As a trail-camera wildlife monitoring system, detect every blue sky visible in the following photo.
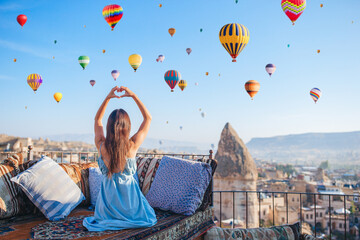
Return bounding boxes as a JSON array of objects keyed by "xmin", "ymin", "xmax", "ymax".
[{"xmin": 0, "ymin": 0, "xmax": 359, "ymax": 145}]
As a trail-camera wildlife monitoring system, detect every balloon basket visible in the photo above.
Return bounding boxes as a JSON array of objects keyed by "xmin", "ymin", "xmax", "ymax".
[
  {"xmin": 232, "ymin": 59, "xmax": 236, "ymax": 62},
  {"xmin": 171, "ymin": 90, "xmax": 174, "ymax": 92},
  {"xmin": 111, "ymin": 29, "xmax": 114, "ymax": 31},
  {"xmin": 292, "ymin": 22, "xmax": 295, "ymax": 26}
]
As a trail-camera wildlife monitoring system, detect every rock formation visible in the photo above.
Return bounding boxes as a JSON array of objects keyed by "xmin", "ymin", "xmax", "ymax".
[
  {"xmin": 213, "ymin": 122, "xmax": 259, "ymax": 228},
  {"xmin": 215, "ymin": 122, "xmax": 258, "ymax": 180}
]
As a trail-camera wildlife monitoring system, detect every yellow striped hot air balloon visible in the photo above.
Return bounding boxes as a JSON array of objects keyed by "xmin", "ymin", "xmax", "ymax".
[
  {"xmin": 178, "ymin": 80, "xmax": 187, "ymax": 91},
  {"xmin": 27, "ymin": 74, "xmax": 43, "ymax": 93},
  {"xmin": 245, "ymin": 80, "xmax": 260, "ymax": 100},
  {"xmin": 219, "ymin": 23, "xmax": 250, "ymax": 62},
  {"xmin": 128, "ymin": 54, "xmax": 142, "ymax": 72}
]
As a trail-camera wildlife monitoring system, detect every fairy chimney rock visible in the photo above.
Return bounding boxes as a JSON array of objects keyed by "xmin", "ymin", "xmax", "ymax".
[{"xmin": 215, "ymin": 122, "xmax": 258, "ymax": 180}]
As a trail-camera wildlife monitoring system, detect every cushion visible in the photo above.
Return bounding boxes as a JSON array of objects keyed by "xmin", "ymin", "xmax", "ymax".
[
  {"xmin": 59, "ymin": 162, "xmax": 97, "ymax": 207},
  {"xmin": 0, "ymin": 154, "xmax": 38, "ymax": 219},
  {"xmin": 136, "ymin": 157, "xmax": 161, "ymax": 195},
  {"xmin": 11, "ymin": 156, "xmax": 85, "ymax": 221},
  {"xmin": 88, "ymin": 167, "xmax": 104, "ymax": 206},
  {"xmin": 204, "ymin": 222, "xmax": 301, "ymax": 240},
  {"xmin": 146, "ymin": 156, "xmax": 212, "ymax": 215},
  {"xmin": 196, "ymin": 158, "xmax": 218, "ymax": 211}
]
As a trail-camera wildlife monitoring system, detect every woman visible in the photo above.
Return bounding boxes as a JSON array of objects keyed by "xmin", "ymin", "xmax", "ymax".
[{"xmin": 83, "ymin": 86, "xmax": 157, "ymax": 231}]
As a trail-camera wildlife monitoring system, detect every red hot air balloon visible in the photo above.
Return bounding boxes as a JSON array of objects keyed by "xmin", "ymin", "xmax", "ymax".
[
  {"xmin": 90, "ymin": 80, "xmax": 96, "ymax": 87},
  {"xmin": 164, "ymin": 70, "xmax": 181, "ymax": 92},
  {"xmin": 17, "ymin": 14, "xmax": 27, "ymax": 28}
]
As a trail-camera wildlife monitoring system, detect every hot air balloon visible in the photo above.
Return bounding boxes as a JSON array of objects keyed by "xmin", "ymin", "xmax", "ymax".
[
  {"xmin": 199, "ymin": 108, "xmax": 202, "ymax": 111},
  {"xmin": 178, "ymin": 80, "xmax": 187, "ymax": 91},
  {"xmin": 17, "ymin": 14, "xmax": 27, "ymax": 28},
  {"xmin": 205, "ymin": 72, "xmax": 209, "ymax": 76},
  {"xmin": 219, "ymin": 23, "xmax": 250, "ymax": 62},
  {"xmin": 245, "ymin": 80, "xmax": 260, "ymax": 100},
  {"xmin": 111, "ymin": 70, "xmax": 120, "ymax": 80},
  {"xmin": 52, "ymin": 56, "xmax": 55, "ymax": 59},
  {"xmin": 201, "ymin": 112, "xmax": 206, "ymax": 118},
  {"xmin": 54, "ymin": 40, "xmax": 57, "ymax": 44},
  {"xmin": 320, "ymin": 3, "xmax": 323, "ymax": 7},
  {"xmin": 166, "ymin": 121, "xmax": 169, "ymax": 124},
  {"xmin": 27, "ymin": 74, "xmax": 43, "ymax": 93},
  {"xmin": 180, "ymin": 126, "xmax": 183, "ymax": 131},
  {"xmin": 219, "ymin": 74, "xmax": 221, "ymax": 77},
  {"xmin": 211, "ymin": 144, "xmax": 215, "ymax": 149},
  {"xmin": 158, "ymin": 55, "xmax": 165, "ymax": 62},
  {"xmin": 317, "ymin": 49, "xmax": 320, "ymax": 54},
  {"xmin": 159, "ymin": 4, "xmax": 162, "ymax": 7},
  {"xmin": 287, "ymin": 44, "xmax": 290, "ymax": 48},
  {"xmin": 235, "ymin": 0, "xmax": 239, "ymax": 3},
  {"xmin": 102, "ymin": 49, "xmax": 106, "ymax": 53},
  {"xmin": 102, "ymin": 4, "xmax": 123, "ymax": 31},
  {"xmin": 168, "ymin": 28, "xmax": 176, "ymax": 37},
  {"xmin": 25, "ymin": 106, "xmax": 27, "ymax": 110},
  {"xmin": 128, "ymin": 54, "xmax": 142, "ymax": 72},
  {"xmin": 78, "ymin": 56, "xmax": 90, "ymax": 70},
  {"xmin": 281, "ymin": 0, "xmax": 306, "ymax": 25},
  {"xmin": 84, "ymin": 25, "xmax": 86, "ymax": 28},
  {"xmin": 195, "ymin": 82, "xmax": 199, "ymax": 86},
  {"xmin": 159, "ymin": 140, "xmax": 163, "ymax": 145},
  {"xmin": 310, "ymin": 88, "xmax": 321, "ymax": 103},
  {"xmin": 54, "ymin": 93, "xmax": 62, "ymax": 103},
  {"xmin": 265, "ymin": 64, "xmax": 276, "ymax": 76},
  {"xmin": 200, "ymin": 28, "xmax": 203, "ymax": 32},
  {"xmin": 13, "ymin": 58, "xmax": 16, "ymax": 62},
  {"xmin": 164, "ymin": 70, "xmax": 181, "ymax": 92},
  {"xmin": 90, "ymin": 80, "xmax": 96, "ymax": 86},
  {"xmin": 186, "ymin": 48, "xmax": 192, "ymax": 55}
]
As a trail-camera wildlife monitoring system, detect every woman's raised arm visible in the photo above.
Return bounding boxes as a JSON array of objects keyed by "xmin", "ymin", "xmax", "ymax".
[
  {"xmin": 119, "ymin": 86, "xmax": 151, "ymax": 150},
  {"xmin": 94, "ymin": 86, "xmax": 120, "ymax": 150}
]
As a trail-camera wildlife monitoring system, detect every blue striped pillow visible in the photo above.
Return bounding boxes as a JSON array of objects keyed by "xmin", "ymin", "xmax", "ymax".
[{"xmin": 11, "ymin": 156, "xmax": 85, "ymax": 221}]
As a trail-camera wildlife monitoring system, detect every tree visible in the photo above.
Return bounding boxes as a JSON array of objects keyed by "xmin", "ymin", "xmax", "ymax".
[{"xmin": 319, "ymin": 160, "xmax": 330, "ymax": 170}]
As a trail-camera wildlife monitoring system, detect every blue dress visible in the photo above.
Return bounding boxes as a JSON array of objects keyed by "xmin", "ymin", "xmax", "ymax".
[{"xmin": 83, "ymin": 144, "xmax": 157, "ymax": 231}]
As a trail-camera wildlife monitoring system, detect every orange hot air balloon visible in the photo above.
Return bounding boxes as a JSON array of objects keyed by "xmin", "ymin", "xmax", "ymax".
[
  {"xmin": 317, "ymin": 49, "xmax": 320, "ymax": 53},
  {"xmin": 159, "ymin": 4, "xmax": 162, "ymax": 7},
  {"xmin": 205, "ymin": 72, "xmax": 209, "ymax": 76},
  {"xmin": 245, "ymin": 80, "xmax": 260, "ymax": 100},
  {"xmin": 54, "ymin": 93, "xmax": 62, "ymax": 103},
  {"xmin": 13, "ymin": 58, "xmax": 16, "ymax": 62},
  {"xmin": 102, "ymin": 49, "xmax": 106, "ymax": 53},
  {"xmin": 168, "ymin": 28, "xmax": 176, "ymax": 37},
  {"xmin": 320, "ymin": 3, "xmax": 323, "ymax": 7}
]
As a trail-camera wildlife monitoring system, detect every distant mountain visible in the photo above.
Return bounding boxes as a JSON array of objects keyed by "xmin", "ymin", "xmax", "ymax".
[
  {"xmin": 247, "ymin": 131, "xmax": 360, "ymax": 164},
  {"xmin": 44, "ymin": 133, "xmax": 213, "ymax": 154}
]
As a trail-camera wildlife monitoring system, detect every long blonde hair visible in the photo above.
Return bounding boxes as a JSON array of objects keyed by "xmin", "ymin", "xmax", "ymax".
[{"xmin": 105, "ymin": 109, "xmax": 131, "ymax": 177}]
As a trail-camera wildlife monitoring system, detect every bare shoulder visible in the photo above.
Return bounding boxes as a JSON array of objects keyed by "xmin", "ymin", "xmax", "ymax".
[{"xmin": 128, "ymin": 140, "xmax": 138, "ymax": 159}]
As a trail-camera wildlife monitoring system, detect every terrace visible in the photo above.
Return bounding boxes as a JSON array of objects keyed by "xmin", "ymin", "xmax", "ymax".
[{"xmin": 1, "ymin": 147, "xmax": 359, "ymax": 239}]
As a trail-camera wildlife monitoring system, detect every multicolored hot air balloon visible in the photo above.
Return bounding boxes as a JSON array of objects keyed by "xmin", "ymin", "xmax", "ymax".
[
  {"xmin": 219, "ymin": 23, "xmax": 250, "ymax": 62},
  {"xmin": 178, "ymin": 80, "xmax": 187, "ymax": 91},
  {"xmin": 168, "ymin": 28, "xmax": 176, "ymax": 37},
  {"xmin": 265, "ymin": 64, "xmax": 276, "ymax": 76},
  {"xmin": 281, "ymin": 0, "xmax": 306, "ymax": 25},
  {"xmin": 245, "ymin": 80, "xmax": 260, "ymax": 100},
  {"xmin": 27, "ymin": 74, "xmax": 43, "ymax": 93},
  {"xmin": 17, "ymin": 14, "xmax": 27, "ymax": 28},
  {"xmin": 90, "ymin": 80, "xmax": 96, "ymax": 86},
  {"xmin": 103, "ymin": 4, "xmax": 123, "ymax": 31},
  {"xmin": 164, "ymin": 70, "xmax": 181, "ymax": 92},
  {"xmin": 54, "ymin": 93, "xmax": 62, "ymax": 103},
  {"xmin": 157, "ymin": 55, "xmax": 165, "ymax": 62},
  {"xmin": 128, "ymin": 54, "xmax": 142, "ymax": 72},
  {"xmin": 111, "ymin": 70, "xmax": 120, "ymax": 80},
  {"xmin": 186, "ymin": 48, "xmax": 192, "ymax": 55},
  {"xmin": 310, "ymin": 88, "xmax": 321, "ymax": 103},
  {"xmin": 78, "ymin": 56, "xmax": 90, "ymax": 70}
]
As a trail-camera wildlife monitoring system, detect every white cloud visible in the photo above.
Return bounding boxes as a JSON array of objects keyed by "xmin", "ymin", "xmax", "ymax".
[{"xmin": 0, "ymin": 39, "xmax": 50, "ymax": 59}]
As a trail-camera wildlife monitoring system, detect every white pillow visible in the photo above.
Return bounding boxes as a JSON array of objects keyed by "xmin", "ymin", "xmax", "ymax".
[
  {"xmin": 88, "ymin": 167, "xmax": 104, "ymax": 206},
  {"xmin": 11, "ymin": 156, "xmax": 85, "ymax": 221}
]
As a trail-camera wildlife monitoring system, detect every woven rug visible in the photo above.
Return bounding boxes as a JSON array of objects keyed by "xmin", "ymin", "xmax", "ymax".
[{"xmin": 31, "ymin": 207, "xmax": 214, "ymax": 240}]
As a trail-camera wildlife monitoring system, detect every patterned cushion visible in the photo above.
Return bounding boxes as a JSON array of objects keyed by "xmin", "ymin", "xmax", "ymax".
[
  {"xmin": 136, "ymin": 157, "xmax": 161, "ymax": 196},
  {"xmin": 196, "ymin": 158, "xmax": 217, "ymax": 211},
  {"xmin": 146, "ymin": 156, "xmax": 212, "ymax": 215},
  {"xmin": 204, "ymin": 222, "xmax": 301, "ymax": 240},
  {"xmin": 11, "ymin": 156, "xmax": 85, "ymax": 221},
  {"xmin": 59, "ymin": 162, "xmax": 97, "ymax": 207},
  {"xmin": 301, "ymin": 234, "xmax": 319, "ymax": 240},
  {"xmin": 88, "ymin": 167, "xmax": 104, "ymax": 206},
  {"xmin": 0, "ymin": 154, "xmax": 38, "ymax": 219}
]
